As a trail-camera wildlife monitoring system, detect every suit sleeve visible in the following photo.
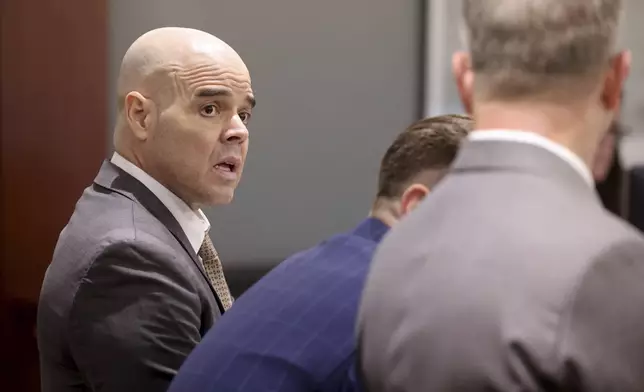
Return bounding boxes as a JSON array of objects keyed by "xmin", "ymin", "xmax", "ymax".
[
  {"xmin": 68, "ymin": 240, "xmax": 203, "ymax": 392},
  {"xmin": 557, "ymin": 239, "xmax": 644, "ymax": 392}
]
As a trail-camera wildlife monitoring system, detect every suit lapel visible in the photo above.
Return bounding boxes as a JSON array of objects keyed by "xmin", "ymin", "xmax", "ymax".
[{"xmin": 93, "ymin": 161, "xmax": 224, "ymax": 310}]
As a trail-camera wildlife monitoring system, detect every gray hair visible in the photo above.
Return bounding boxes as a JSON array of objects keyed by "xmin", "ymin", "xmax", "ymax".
[{"xmin": 461, "ymin": 0, "xmax": 624, "ymax": 100}]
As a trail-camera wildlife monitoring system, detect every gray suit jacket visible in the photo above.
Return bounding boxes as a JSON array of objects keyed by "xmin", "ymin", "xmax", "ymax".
[
  {"xmin": 357, "ymin": 140, "xmax": 644, "ymax": 392},
  {"xmin": 38, "ymin": 161, "xmax": 222, "ymax": 392}
]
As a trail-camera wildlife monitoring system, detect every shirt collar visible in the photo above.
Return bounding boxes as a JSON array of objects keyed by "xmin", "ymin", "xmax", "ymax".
[
  {"xmin": 468, "ymin": 130, "xmax": 594, "ymax": 187},
  {"xmin": 353, "ymin": 217, "xmax": 390, "ymax": 243},
  {"xmin": 110, "ymin": 152, "xmax": 210, "ymax": 253}
]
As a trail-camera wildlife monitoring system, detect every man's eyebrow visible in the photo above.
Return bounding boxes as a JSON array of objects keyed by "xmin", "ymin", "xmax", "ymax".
[
  {"xmin": 194, "ymin": 87, "xmax": 256, "ymax": 108},
  {"xmin": 194, "ymin": 87, "xmax": 232, "ymax": 98}
]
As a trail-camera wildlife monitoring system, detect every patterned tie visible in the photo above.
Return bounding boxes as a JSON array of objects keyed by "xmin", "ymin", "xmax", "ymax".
[{"xmin": 198, "ymin": 234, "xmax": 234, "ymax": 311}]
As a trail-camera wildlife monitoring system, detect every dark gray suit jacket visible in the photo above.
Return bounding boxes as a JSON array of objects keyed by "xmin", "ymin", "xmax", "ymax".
[
  {"xmin": 629, "ymin": 165, "xmax": 644, "ymax": 232},
  {"xmin": 357, "ymin": 140, "xmax": 644, "ymax": 392},
  {"xmin": 38, "ymin": 161, "xmax": 222, "ymax": 392}
]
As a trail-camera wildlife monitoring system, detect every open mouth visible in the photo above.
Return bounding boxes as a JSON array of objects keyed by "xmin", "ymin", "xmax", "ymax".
[
  {"xmin": 214, "ymin": 157, "xmax": 241, "ymax": 174},
  {"xmin": 214, "ymin": 162, "xmax": 236, "ymax": 172}
]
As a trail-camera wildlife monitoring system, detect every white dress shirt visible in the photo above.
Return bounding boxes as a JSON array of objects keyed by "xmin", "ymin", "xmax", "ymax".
[
  {"xmin": 110, "ymin": 152, "xmax": 210, "ymax": 253},
  {"xmin": 468, "ymin": 130, "xmax": 594, "ymax": 187}
]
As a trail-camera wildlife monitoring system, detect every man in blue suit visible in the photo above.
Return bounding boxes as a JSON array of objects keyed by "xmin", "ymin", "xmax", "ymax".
[{"xmin": 168, "ymin": 114, "xmax": 472, "ymax": 392}]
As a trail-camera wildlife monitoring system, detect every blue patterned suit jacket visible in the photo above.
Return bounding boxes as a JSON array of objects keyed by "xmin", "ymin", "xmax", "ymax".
[{"xmin": 168, "ymin": 218, "xmax": 389, "ymax": 392}]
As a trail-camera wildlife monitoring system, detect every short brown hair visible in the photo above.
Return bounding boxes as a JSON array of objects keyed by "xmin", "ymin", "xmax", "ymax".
[
  {"xmin": 376, "ymin": 114, "xmax": 472, "ymax": 198},
  {"xmin": 462, "ymin": 0, "xmax": 623, "ymax": 100}
]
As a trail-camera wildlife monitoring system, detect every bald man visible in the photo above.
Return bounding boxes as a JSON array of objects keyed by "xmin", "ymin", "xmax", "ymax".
[{"xmin": 37, "ymin": 27, "xmax": 255, "ymax": 392}]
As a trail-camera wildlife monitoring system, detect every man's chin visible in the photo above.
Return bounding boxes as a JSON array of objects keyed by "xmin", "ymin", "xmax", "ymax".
[{"xmin": 206, "ymin": 189, "xmax": 235, "ymax": 206}]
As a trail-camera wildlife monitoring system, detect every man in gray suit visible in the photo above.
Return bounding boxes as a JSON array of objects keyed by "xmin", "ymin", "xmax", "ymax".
[
  {"xmin": 357, "ymin": 0, "xmax": 644, "ymax": 391},
  {"xmin": 37, "ymin": 27, "xmax": 255, "ymax": 392}
]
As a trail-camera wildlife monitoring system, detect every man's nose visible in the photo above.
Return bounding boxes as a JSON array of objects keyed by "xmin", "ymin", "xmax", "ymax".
[{"xmin": 221, "ymin": 115, "xmax": 249, "ymax": 144}]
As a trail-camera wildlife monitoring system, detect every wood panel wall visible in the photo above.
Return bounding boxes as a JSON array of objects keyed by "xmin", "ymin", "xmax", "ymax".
[{"xmin": 1, "ymin": 0, "xmax": 107, "ymax": 389}]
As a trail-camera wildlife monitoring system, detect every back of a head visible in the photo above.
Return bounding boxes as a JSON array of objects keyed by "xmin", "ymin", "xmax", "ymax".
[
  {"xmin": 462, "ymin": 0, "xmax": 623, "ymax": 101},
  {"xmin": 376, "ymin": 114, "xmax": 473, "ymax": 199}
]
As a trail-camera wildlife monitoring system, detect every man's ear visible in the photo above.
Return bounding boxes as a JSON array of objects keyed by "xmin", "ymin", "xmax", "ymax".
[
  {"xmin": 452, "ymin": 51, "xmax": 474, "ymax": 114},
  {"xmin": 601, "ymin": 50, "xmax": 630, "ymax": 112},
  {"xmin": 400, "ymin": 183, "xmax": 430, "ymax": 216},
  {"xmin": 124, "ymin": 91, "xmax": 157, "ymax": 141}
]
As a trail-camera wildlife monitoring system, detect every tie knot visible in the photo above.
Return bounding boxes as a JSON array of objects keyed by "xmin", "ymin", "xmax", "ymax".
[{"xmin": 199, "ymin": 234, "xmax": 217, "ymax": 259}]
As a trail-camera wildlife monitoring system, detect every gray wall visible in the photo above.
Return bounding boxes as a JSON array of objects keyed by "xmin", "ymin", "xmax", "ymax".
[
  {"xmin": 109, "ymin": 0, "xmax": 641, "ymax": 270},
  {"xmin": 620, "ymin": 0, "xmax": 644, "ymax": 166},
  {"xmin": 109, "ymin": 0, "xmax": 423, "ymax": 265}
]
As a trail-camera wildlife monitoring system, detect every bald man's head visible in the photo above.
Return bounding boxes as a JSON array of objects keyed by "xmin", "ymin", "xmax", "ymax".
[
  {"xmin": 116, "ymin": 27, "xmax": 249, "ymax": 110},
  {"xmin": 114, "ymin": 27, "xmax": 255, "ymax": 209}
]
